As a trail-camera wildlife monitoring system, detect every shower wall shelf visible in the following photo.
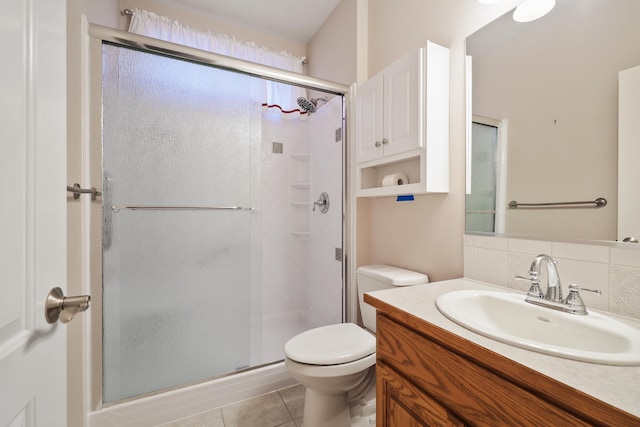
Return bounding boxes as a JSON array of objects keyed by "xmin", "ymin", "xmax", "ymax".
[
  {"xmin": 289, "ymin": 153, "xmax": 312, "ymax": 237},
  {"xmin": 355, "ymin": 40, "xmax": 450, "ymax": 197}
]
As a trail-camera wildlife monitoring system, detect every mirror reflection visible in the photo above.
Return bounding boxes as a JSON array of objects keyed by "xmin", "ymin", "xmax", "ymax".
[{"xmin": 466, "ymin": 0, "xmax": 640, "ymax": 242}]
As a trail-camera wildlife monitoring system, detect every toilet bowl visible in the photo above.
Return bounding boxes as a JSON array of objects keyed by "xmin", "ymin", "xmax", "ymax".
[{"xmin": 284, "ymin": 265, "xmax": 428, "ymax": 427}]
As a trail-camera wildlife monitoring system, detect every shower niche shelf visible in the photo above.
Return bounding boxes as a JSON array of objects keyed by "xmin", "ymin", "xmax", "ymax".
[
  {"xmin": 354, "ymin": 40, "xmax": 450, "ymax": 198},
  {"xmin": 289, "ymin": 154, "xmax": 312, "ymax": 237}
]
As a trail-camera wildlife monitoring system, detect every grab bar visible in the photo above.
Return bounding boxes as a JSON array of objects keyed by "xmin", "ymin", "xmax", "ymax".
[
  {"xmin": 111, "ymin": 205, "xmax": 255, "ymax": 212},
  {"xmin": 67, "ymin": 183, "xmax": 101, "ymax": 200},
  {"xmin": 508, "ymin": 197, "xmax": 607, "ymax": 209}
]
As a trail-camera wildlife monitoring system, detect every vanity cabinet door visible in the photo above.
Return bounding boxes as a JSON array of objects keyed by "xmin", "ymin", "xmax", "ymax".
[
  {"xmin": 378, "ymin": 361, "xmax": 466, "ymax": 427},
  {"xmin": 376, "ymin": 314, "xmax": 592, "ymax": 427}
]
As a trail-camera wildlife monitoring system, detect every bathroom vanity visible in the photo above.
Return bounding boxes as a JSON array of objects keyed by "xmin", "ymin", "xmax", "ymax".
[{"xmin": 364, "ymin": 279, "xmax": 640, "ymax": 426}]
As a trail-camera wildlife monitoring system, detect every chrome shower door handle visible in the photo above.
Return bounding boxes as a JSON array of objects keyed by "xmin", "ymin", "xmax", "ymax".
[{"xmin": 45, "ymin": 287, "xmax": 91, "ymax": 324}]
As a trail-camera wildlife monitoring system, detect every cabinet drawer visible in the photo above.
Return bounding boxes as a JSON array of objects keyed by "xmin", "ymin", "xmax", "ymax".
[{"xmin": 376, "ymin": 314, "xmax": 590, "ymax": 426}]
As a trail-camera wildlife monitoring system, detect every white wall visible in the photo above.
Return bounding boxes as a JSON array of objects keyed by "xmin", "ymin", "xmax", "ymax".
[
  {"xmin": 260, "ymin": 112, "xmax": 309, "ymax": 321},
  {"xmin": 307, "ymin": 98, "xmax": 345, "ymax": 326},
  {"xmin": 260, "ymin": 98, "xmax": 344, "ymax": 330}
]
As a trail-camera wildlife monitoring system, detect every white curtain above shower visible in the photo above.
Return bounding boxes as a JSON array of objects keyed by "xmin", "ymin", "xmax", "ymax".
[{"xmin": 128, "ymin": 8, "xmax": 309, "ymax": 118}]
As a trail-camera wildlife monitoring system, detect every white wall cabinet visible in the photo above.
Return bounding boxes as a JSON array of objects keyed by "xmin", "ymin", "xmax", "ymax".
[
  {"xmin": 355, "ymin": 41, "xmax": 450, "ymax": 197},
  {"xmin": 355, "ymin": 49, "xmax": 422, "ymax": 163}
]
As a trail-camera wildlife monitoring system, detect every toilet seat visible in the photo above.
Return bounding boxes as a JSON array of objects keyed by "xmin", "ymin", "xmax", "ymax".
[{"xmin": 284, "ymin": 323, "xmax": 375, "ymax": 365}]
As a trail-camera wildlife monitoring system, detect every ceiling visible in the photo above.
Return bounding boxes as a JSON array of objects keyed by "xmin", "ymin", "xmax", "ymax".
[{"xmin": 167, "ymin": 0, "xmax": 342, "ymax": 44}]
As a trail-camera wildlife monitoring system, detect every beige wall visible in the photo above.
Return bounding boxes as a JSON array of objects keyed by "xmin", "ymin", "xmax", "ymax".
[
  {"xmin": 66, "ymin": 0, "xmax": 120, "ymax": 425},
  {"xmin": 362, "ymin": 0, "xmax": 521, "ymax": 281},
  {"xmin": 307, "ymin": 0, "xmax": 357, "ymax": 86},
  {"xmin": 472, "ymin": 0, "xmax": 640, "ymax": 242}
]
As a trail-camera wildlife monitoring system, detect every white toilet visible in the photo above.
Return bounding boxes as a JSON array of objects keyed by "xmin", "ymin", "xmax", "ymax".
[{"xmin": 284, "ymin": 265, "xmax": 429, "ymax": 427}]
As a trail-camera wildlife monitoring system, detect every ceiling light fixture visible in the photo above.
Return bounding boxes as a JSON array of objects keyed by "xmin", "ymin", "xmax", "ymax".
[{"xmin": 513, "ymin": 0, "xmax": 556, "ymax": 22}]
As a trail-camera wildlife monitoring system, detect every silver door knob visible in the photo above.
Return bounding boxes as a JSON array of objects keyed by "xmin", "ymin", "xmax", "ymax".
[{"xmin": 45, "ymin": 287, "xmax": 91, "ymax": 324}]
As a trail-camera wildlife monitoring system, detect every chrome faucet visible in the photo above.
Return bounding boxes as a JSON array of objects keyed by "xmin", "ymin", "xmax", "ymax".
[
  {"xmin": 529, "ymin": 254, "xmax": 562, "ymax": 302},
  {"xmin": 516, "ymin": 254, "xmax": 601, "ymax": 315}
]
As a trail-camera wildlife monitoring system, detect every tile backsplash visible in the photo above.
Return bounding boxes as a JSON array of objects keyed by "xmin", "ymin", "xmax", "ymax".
[{"xmin": 464, "ymin": 234, "xmax": 640, "ymax": 319}]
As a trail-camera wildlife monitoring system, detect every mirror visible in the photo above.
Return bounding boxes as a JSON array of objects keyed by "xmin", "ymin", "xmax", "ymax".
[{"xmin": 465, "ymin": 0, "xmax": 640, "ymax": 242}]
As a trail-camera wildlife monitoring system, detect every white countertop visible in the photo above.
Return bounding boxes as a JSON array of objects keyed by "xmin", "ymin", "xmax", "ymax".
[{"xmin": 367, "ymin": 278, "xmax": 640, "ymax": 418}]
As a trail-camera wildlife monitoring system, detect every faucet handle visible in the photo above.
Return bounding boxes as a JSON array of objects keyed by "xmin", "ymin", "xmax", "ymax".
[
  {"xmin": 567, "ymin": 284, "xmax": 602, "ymax": 295},
  {"xmin": 515, "ymin": 273, "xmax": 543, "ymax": 298},
  {"xmin": 565, "ymin": 284, "xmax": 602, "ymax": 315}
]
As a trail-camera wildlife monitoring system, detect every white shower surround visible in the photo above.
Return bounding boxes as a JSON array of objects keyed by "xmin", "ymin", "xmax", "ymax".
[{"xmin": 259, "ymin": 96, "xmax": 344, "ymax": 364}]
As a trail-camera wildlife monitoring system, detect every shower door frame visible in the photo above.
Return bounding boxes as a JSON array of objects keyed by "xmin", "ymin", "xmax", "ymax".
[{"xmin": 72, "ymin": 20, "xmax": 356, "ymax": 422}]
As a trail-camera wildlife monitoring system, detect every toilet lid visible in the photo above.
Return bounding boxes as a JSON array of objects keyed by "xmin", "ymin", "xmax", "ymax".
[{"xmin": 284, "ymin": 323, "xmax": 376, "ymax": 365}]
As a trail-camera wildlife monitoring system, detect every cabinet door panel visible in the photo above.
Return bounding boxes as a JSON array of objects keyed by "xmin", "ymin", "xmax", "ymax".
[
  {"xmin": 355, "ymin": 74, "xmax": 384, "ymax": 163},
  {"xmin": 377, "ymin": 315, "xmax": 591, "ymax": 427},
  {"xmin": 384, "ymin": 49, "xmax": 423, "ymax": 157},
  {"xmin": 378, "ymin": 362, "xmax": 466, "ymax": 427}
]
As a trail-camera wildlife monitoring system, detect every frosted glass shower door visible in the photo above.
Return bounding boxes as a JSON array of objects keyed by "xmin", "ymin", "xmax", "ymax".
[{"xmin": 101, "ymin": 44, "xmax": 262, "ymax": 403}]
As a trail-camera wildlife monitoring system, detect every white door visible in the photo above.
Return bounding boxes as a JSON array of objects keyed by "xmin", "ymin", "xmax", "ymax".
[
  {"xmin": 618, "ymin": 64, "xmax": 640, "ymax": 243},
  {"xmin": 0, "ymin": 1, "xmax": 67, "ymax": 426}
]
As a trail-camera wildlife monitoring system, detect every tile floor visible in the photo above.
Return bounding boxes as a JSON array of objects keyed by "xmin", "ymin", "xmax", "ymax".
[
  {"xmin": 161, "ymin": 383, "xmax": 305, "ymax": 427},
  {"xmin": 161, "ymin": 380, "xmax": 378, "ymax": 427},
  {"xmin": 151, "ymin": 314, "xmax": 380, "ymax": 427}
]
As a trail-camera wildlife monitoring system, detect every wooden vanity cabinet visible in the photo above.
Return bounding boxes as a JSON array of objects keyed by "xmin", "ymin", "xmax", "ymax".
[
  {"xmin": 377, "ymin": 360, "xmax": 466, "ymax": 427},
  {"xmin": 368, "ymin": 296, "xmax": 640, "ymax": 427}
]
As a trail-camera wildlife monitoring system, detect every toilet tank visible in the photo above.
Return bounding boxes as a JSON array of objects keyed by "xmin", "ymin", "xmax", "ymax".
[{"xmin": 357, "ymin": 265, "xmax": 429, "ymax": 333}]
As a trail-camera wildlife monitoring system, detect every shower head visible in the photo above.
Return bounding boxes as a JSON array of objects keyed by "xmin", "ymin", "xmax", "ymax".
[{"xmin": 297, "ymin": 97, "xmax": 328, "ymax": 114}]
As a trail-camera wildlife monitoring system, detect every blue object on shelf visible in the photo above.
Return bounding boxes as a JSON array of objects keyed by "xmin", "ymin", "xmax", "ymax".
[{"xmin": 396, "ymin": 195, "xmax": 414, "ymax": 202}]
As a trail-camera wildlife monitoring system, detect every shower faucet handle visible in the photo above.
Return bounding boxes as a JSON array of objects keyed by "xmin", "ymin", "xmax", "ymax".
[{"xmin": 313, "ymin": 192, "xmax": 330, "ymax": 213}]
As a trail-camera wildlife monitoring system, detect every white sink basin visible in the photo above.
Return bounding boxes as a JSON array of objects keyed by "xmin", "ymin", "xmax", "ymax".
[{"xmin": 436, "ymin": 290, "xmax": 640, "ymax": 365}]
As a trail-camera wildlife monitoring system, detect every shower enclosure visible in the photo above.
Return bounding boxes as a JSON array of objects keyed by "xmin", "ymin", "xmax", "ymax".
[{"xmin": 99, "ymin": 40, "xmax": 346, "ymax": 403}]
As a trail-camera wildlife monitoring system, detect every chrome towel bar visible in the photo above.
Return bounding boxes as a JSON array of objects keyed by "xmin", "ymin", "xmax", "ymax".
[
  {"xmin": 111, "ymin": 205, "xmax": 255, "ymax": 212},
  {"xmin": 508, "ymin": 197, "xmax": 607, "ymax": 209},
  {"xmin": 67, "ymin": 183, "xmax": 101, "ymax": 200}
]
